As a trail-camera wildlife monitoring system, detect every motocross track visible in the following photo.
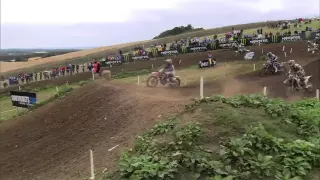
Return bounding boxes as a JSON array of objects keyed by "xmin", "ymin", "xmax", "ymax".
[
  {"xmin": 0, "ymin": 41, "xmax": 314, "ymax": 95},
  {"xmin": 0, "ymin": 42, "xmax": 319, "ymax": 180},
  {"xmin": 0, "ymin": 82, "xmax": 189, "ymax": 180}
]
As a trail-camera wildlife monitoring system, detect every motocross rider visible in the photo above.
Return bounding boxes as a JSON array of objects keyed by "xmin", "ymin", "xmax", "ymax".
[
  {"xmin": 284, "ymin": 60, "xmax": 308, "ymax": 89},
  {"xmin": 266, "ymin": 52, "xmax": 279, "ymax": 72},
  {"xmin": 208, "ymin": 52, "xmax": 215, "ymax": 66},
  {"xmin": 307, "ymin": 40, "xmax": 319, "ymax": 52},
  {"xmin": 164, "ymin": 59, "xmax": 175, "ymax": 82}
]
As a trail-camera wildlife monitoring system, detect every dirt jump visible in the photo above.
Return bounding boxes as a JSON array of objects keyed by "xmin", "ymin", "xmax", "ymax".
[{"xmin": 0, "ymin": 42, "xmax": 319, "ymax": 180}]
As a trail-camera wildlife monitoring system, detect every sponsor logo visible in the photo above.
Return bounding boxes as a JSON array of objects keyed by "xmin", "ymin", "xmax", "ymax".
[
  {"xmin": 132, "ymin": 55, "xmax": 150, "ymax": 60},
  {"xmin": 190, "ymin": 47, "xmax": 207, "ymax": 51},
  {"xmin": 219, "ymin": 43, "xmax": 231, "ymax": 48},
  {"xmin": 250, "ymin": 39, "xmax": 268, "ymax": 44},
  {"xmin": 160, "ymin": 50, "xmax": 178, "ymax": 55},
  {"xmin": 11, "ymin": 95, "xmax": 36, "ymax": 106},
  {"xmin": 106, "ymin": 60, "xmax": 122, "ymax": 65},
  {"xmin": 282, "ymin": 36, "xmax": 301, "ymax": 41},
  {"xmin": 107, "ymin": 56, "xmax": 122, "ymax": 61}
]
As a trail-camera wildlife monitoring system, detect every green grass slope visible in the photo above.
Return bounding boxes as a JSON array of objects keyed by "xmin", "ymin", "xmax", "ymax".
[{"xmin": 104, "ymin": 94, "xmax": 320, "ymax": 180}]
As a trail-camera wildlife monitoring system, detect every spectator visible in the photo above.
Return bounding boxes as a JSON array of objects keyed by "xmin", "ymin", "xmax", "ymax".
[{"xmin": 76, "ymin": 65, "xmax": 79, "ymax": 73}]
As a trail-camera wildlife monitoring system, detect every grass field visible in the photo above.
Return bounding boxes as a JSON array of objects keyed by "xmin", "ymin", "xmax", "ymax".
[
  {"xmin": 1, "ymin": 20, "xmax": 318, "ymax": 77},
  {"xmin": 0, "ymin": 81, "xmax": 89, "ymax": 121}
]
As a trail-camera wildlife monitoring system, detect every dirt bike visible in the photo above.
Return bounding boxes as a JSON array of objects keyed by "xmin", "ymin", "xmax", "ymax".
[
  {"xmin": 284, "ymin": 74, "xmax": 313, "ymax": 96},
  {"xmin": 307, "ymin": 45, "xmax": 319, "ymax": 54},
  {"xmin": 260, "ymin": 60, "xmax": 286, "ymax": 77},
  {"xmin": 146, "ymin": 68, "xmax": 181, "ymax": 88},
  {"xmin": 234, "ymin": 49, "xmax": 250, "ymax": 57}
]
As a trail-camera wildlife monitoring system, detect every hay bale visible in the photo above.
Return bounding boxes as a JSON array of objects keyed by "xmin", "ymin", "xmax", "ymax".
[{"xmin": 101, "ymin": 70, "xmax": 111, "ymax": 80}]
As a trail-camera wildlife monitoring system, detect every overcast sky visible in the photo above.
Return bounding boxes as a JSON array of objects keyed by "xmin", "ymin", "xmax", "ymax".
[{"xmin": 0, "ymin": 0, "xmax": 319, "ymax": 49}]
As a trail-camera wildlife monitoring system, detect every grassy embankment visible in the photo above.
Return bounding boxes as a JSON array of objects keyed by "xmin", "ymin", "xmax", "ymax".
[
  {"xmin": 104, "ymin": 94, "xmax": 320, "ymax": 180},
  {"xmin": 0, "ymin": 80, "xmax": 90, "ymax": 121}
]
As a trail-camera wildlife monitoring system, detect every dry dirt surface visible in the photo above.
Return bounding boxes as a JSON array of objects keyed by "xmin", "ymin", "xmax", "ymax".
[
  {"xmin": 0, "ymin": 82, "xmax": 189, "ymax": 180},
  {"xmin": 178, "ymin": 56, "xmax": 320, "ymax": 99},
  {"xmin": 0, "ymin": 41, "xmax": 314, "ymax": 94}
]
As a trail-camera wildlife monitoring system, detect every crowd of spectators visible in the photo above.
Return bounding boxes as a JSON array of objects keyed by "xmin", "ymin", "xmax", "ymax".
[{"xmin": 2, "ymin": 18, "xmax": 319, "ymax": 88}]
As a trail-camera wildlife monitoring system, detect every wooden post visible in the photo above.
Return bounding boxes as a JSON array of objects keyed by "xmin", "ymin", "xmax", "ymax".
[{"xmin": 200, "ymin": 77, "xmax": 204, "ymax": 99}]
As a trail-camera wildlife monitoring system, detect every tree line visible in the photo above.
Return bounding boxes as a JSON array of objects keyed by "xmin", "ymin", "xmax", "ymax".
[{"xmin": 153, "ymin": 24, "xmax": 204, "ymax": 39}]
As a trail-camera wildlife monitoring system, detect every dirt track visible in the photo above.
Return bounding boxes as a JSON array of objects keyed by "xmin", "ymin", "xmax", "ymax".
[
  {"xmin": 0, "ymin": 41, "xmax": 315, "ymax": 95},
  {"xmin": 0, "ymin": 42, "xmax": 319, "ymax": 180},
  {"xmin": 0, "ymin": 82, "xmax": 188, "ymax": 180}
]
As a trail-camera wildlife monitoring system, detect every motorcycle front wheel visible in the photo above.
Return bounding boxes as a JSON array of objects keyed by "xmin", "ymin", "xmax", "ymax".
[
  {"xmin": 305, "ymin": 82, "xmax": 313, "ymax": 92},
  {"xmin": 147, "ymin": 76, "xmax": 159, "ymax": 87}
]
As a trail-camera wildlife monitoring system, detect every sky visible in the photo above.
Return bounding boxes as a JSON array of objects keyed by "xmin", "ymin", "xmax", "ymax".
[{"xmin": 0, "ymin": 0, "xmax": 319, "ymax": 49}]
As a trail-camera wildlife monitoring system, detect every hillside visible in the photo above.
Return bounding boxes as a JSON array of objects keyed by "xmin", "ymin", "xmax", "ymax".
[{"xmin": 1, "ymin": 19, "xmax": 310, "ymax": 75}]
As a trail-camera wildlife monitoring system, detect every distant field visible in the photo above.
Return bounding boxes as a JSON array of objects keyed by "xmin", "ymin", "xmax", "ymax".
[{"xmin": 1, "ymin": 20, "xmax": 319, "ymax": 77}]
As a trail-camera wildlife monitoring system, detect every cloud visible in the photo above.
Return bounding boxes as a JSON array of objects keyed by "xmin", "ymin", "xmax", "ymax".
[
  {"xmin": 1, "ymin": 0, "xmax": 193, "ymax": 23},
  {"xmin": 0, "ymin": 0, "xmax": 319, "ymax": 48}
]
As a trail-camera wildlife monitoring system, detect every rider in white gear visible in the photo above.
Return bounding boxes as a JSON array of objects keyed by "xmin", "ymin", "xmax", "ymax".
[
  {"xmin": 266, "ymin": 52, "xmax": 279, "ymax": 72},
  {"xmin": 164, "ymin": 59, "xmax": 175, "ymax": 82},
  {"xmin": 284, "ymin": 60, "xmax": 307, "ymax": 89},
  {"xmin": 307, "ymin": 40, "xmax": 319, "ymax": 53}
]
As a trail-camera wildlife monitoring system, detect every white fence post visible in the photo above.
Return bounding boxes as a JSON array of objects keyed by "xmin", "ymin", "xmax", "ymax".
[
  {"xmin": 261, "ymin": 48, "xmax": 264, "ymax": 54},
  {"xmin": 282, "ymin": 46, "xmax": 285, "ymax": 51},
  {"xmin": 151, "ymin": 64, "xmax": 154, "ymax": 69},
  {"xmin": 18, "ymin": 86, "xmax": 21, "ymax": 91},
  {"xmin": 92, "ymin": 69, "xmax": 95, "ymax": 80},
  {"xmin": 89, "ymin": 150, "xmax": 95, "ymax": 180},
  {"xmin": 200, "ymin": 77, "xmax": 204, "ymax": 99},
  {"xmin": 284, "ymin": 52, "xmax": 287, "ymax": 58},
  {"xmin": 290, "ymin": 48, "xmax": 293, "ymax": 54},
  {"xmin": 316, "ymin": 89, "xmax": 319, "ymax": 100},
  {"xmin": 263, "ymin": 87, "xmax": 267, "ymax": 96},
  {"xmin": 253, "ymin": 64, "xmax": 256, "ymax": 71},
  {"xmin": 137, "ymin": 75, "xmax": 140, "ymax": 85}
]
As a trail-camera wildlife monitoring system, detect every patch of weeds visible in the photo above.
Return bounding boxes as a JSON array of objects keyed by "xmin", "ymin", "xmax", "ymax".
[{"xmin": 114, "ymin": 94, "xmax": 320, "ymax": 180}]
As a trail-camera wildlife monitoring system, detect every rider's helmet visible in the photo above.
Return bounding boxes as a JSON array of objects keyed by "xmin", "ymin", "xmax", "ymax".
[
  {"xmin": 287, "ymin": 60, "xmax": 295, "ymax": 67},
  {"xmin": 307, "ymin": 40, "xmax": 311, "ymax": 44},
  {"xmin": 165, "ymin": 59, "xmax": 172, "ymax": 64},
  {"xmin": 267, "ymin": 52, "xmax": 272, "ymax": 57}
]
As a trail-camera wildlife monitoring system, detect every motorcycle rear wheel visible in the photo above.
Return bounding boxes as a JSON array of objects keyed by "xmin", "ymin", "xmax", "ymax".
[
  {"xmin": 260, "ymin": 68, "xmax": 268, "ymax": 77},
  {"xmin": 147, "ymin": 76, "xmax": 159, "ymax": 87},
  {"xmin": 168, "ymin": 78, "xmax": 181, "ymax": 88}
]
